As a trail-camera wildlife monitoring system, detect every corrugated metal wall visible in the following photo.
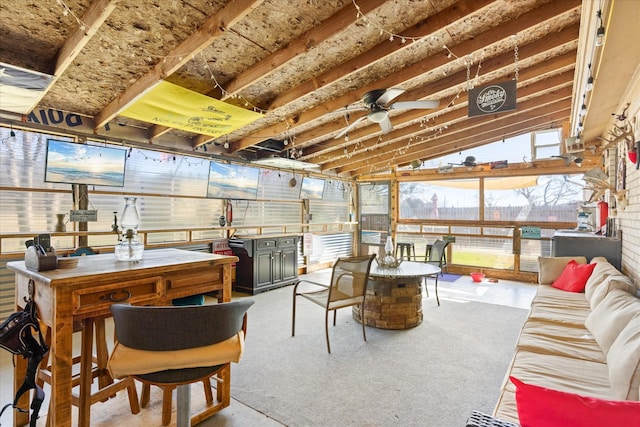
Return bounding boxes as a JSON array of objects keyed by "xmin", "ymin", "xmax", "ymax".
[{"xmin": 0, "ymin": 128, "xmax": 353, "ymax": 319}]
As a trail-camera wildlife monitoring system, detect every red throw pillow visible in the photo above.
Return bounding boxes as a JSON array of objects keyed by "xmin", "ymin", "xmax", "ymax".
[
  {"xmin": 511, "ymin": 377, "xmax": 640, "ymax": 427},
  {"xmin": 551, "ymin": 260, "xmax": 596, "ymax": 292}
]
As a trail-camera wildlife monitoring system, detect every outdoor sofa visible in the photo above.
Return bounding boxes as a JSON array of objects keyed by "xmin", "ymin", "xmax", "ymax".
[{"xmin": 493, "ymin": 255, "xmax": 640, "ymax": 425}]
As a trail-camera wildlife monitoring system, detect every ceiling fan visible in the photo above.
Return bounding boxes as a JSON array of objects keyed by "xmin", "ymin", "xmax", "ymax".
[{"xmin": 335, "ymin": 88, "xmax": 439, "ymax": 139}]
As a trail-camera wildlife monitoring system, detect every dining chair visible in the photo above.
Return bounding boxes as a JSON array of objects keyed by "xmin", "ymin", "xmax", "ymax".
[
  {"xmin": 424, "ymin": 239, "xmax": 450, "ymax": 306},
  {"xmin": 108, "ymin": 299, "xmax": 254, "ymax": 427},
  {"xmin": 426, "ymin": 239, "xmax": 449, "ymax": 275},
  {"xmin": 291, "ymin": 254, "xmax": 376, "ymax": 353}
]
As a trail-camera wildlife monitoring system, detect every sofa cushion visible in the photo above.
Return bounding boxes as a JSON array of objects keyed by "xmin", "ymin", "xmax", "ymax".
[
  {"xmin": 532, "ymin": 284, "xmax": 591, "ymax": 309},
  {"xmin": 551, "ymin": 260, "xmax": 596, "ymax": 293},
  {"xmin": 585, "ymin": 289, "xmax": 640, "ymax": 355},
  {"xmin": 507, "ymin": 349, "xmax": 612, "ymax": 399},
  {"xmin": 538, "ymin": 256, "xmax": 587, "ymax": 285},
  {"xmin": 608, "ymin": 315, "xmax": 640, "ymax": 400},
  {"xmin": 584, "ymin": 259, "xmax": 623, "ymax": 298},
  {"xmin": 511, "ymin": 376, "xmax": 640, "ymax": 427},
  {"xmin": 589, "ymin": 275, "xmax": 638, "ymax": 309},
  {"xmin": 517, "ymin": 319, "xmax": 604, "ymax": 363},
  {"xmin": 528, "ymin": 302, "xmax": 592, "ymax": 327}
]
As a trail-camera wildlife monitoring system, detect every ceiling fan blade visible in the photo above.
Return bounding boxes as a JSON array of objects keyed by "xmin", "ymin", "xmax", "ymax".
[
  {"xmin": 334, "ymin": 115, "xmax": 368, "ymax": 139},
  {"xmin": 389, "ymin": 99, "xmax": 440, "ymax": 110},
  {"xmin": 379, "ymin": 116, "xmax": 393, "ymax": 134},
  {"xmin": 376, "ymin": 88, "xmax": 406, "ymax": 105}
]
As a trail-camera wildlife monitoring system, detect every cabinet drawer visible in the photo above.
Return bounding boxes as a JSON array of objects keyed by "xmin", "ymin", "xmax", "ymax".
[
  {"xmin": 74, "ymin": 276, "xmax": 162, "ymax": 316},
  {"xmin": 278, "ymin": 237, "xmax": 296, "ymax": 247},
  {"xmin": 165, "ymin": 267, "xmax": 223, "ymax": 298},
  {"xmin": 257, "ymin": 239, "xmax": 277, "ymax": 250}
]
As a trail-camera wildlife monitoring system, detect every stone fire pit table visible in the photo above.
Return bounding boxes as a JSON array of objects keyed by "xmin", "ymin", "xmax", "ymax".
[{"xmin": 353, "ymin": 261, "xmax": 441, "ymax": 329}]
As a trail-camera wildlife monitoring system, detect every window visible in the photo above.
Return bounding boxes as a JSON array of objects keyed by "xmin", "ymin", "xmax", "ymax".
[
  {"xmin": 532, "ymin": 128, "xmax": 562, "ymax": 160},
  {"xmin": 399, "ymin": 180, "xmax": 479, "ymax": 221}
]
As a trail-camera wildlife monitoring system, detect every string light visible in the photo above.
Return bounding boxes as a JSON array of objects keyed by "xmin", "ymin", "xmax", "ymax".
[
  {"xmin": 352, "ymin": 0, "xmax": 426, "ymax": 44},
  {"xmin": 585, "ymin": 63, "xmax": 594, "ymax": 92},
  {"xmin": 595, "ymin": 10, "xmax": 605, "ymax": 47}
]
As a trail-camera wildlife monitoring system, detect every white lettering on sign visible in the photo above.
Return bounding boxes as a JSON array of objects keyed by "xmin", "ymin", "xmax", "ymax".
[
  {"xmin": 69, "ymin": 210, "xmax": 98, "ymax": 222},
  {"xmin": 476, "ymin": 86, "xmax": 507, "ymax": 113}
]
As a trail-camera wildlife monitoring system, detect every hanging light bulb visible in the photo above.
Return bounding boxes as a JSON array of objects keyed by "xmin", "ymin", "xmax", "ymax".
[
  {"xmin": 579, "ymin": 103, "xmax": 587, "ymax": 117},
  {"xmin": 585, "ymin": 63, "xmax": 594, "ymax": 92},
  {"xmin": 5, "ymin": 123, "xmax": 17, "ymax": 144},
  {"xmin": 595, "ymin": 11, "xmax": 605, "ymax": 47},
  {"xmin": 595, "ymin": 26, "xmax": 605, "ymax": 47},
  {"xmin": 585, "ymin": 75, "xmax": 594, "ymax": 92}
]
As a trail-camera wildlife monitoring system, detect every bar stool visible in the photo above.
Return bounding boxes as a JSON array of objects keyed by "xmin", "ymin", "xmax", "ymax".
[
  {"xmin": 37, "ymin": 317, "xmax": 140, "ymax": 427},
  {"xmin": 395, "ymin": 242, "xmax": 416, "ymax": 260}
]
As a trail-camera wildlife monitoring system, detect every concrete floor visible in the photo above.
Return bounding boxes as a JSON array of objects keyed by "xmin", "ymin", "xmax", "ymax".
[{"xmin": 0, "ymin": 272, "xmax": 536, "ymax": 426}]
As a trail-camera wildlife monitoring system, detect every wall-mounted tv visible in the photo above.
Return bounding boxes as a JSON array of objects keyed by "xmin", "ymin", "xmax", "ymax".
[
  {"xmin": 207, "ymin": 161, "xmax": 261, "ymax": 200},
  {"xmin": 300, "ymin": 176, "xmax": 325, "ymax": 200},
  {"xmin": 45, "ymin": 139, "xmax": 127, "ymax": 187}
]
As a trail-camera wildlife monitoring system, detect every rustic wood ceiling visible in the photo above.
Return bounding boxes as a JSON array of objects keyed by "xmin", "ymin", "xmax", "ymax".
[{"xmin": 0, "ymin": 0, "xmax": 593, "ymax": 177}]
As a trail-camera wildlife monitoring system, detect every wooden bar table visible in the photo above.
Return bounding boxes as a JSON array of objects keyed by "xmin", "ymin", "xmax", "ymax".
[{"xmin": 7, "ymin": 248, "xmax": 237, "ymax": 427}]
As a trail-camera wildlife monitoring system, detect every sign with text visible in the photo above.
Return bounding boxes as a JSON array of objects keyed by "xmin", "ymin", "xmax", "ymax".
[
  {"xmin": 521, "ymin": 226, "xmax": 541, "ymax": 239},
  {"xmin": 69, "ymin": 210, "xmax": 98, "ymax": 222},
  {"xmin": 468, "ymin": 79, "xmax": 517, "ymax": 117},
  {"xmin": 121, "ymin": 81, "xmax": 263, "ymax": 138}
]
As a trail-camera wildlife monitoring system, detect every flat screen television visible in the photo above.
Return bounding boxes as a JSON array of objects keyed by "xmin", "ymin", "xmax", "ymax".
[
  {"xmin": 44, "ymin": 139, "xmax": 127, "ymax": 187},
  {"xmin": 300, "ymin": 176, "xmax": 325, "ymax": 200},
  {"xmin": 207, "ymin": 161, "xmax": 261, "ymax": 200}
]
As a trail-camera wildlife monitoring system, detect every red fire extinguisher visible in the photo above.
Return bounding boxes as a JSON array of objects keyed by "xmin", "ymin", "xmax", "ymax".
[{"xmin": 226, "ymin": 200, "xmax": 233, "ymax": 225}]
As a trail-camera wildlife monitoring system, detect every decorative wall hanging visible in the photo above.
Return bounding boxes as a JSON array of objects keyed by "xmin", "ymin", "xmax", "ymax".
[
  {"xmin": 0, "ymin": 62, "xmax": 54, "ymax": 114},
  {"xmin": 120, "ymin": 81, "xmax": 263, "ymax": 138},
  {"xmin": 468, "ymin": 80, "xmax": 517, "ymax": 117}
]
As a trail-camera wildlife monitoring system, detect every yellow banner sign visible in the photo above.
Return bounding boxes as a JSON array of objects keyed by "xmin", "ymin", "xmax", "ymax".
[{"xmin": 120, "ymin": 81, "xmax": 263, "ymax": 137}]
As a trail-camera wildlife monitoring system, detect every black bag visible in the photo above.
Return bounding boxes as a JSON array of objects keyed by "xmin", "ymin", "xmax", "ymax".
[{"xmin": 0, "ymin": 280, "xmax": 49, "ymax": 427}]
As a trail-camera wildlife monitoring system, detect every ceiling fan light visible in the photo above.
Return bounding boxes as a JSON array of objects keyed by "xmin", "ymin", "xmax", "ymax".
[{"xmin": 368, "ymin": 109, "xmax": 388, "ymax": 123}]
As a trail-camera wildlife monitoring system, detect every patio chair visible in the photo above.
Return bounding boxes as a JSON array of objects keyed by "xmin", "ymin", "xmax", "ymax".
[
  {"xmin": 424, "ymin": 239, "xmax": 450, "ymax": 306},
  {"xmin": 108, "ymin": 299, "xmax": 254, "ymax": 427},
  {"xmin": 292, "ymin": 254, "xmax": 376, "ymax": 353}
]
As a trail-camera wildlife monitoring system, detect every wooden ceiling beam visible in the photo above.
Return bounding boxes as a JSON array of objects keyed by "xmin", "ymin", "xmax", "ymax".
[
  {"xmin": 346, "ymin": 108, "xmax": 570, "ymax": 177},
  {"xmin": 267, "ymin": 0, "xmax": 495, "ymax": 110},
  {"xmin": 333, "ymin": 89, "xmax": 571, "ymax": 171},
  {"xmin": 297, "ymin": 46, "xmax": 577, "ymax": 157},
  {"xmin": 228, "ymin": 0, "xmax": 580, "ymax": 153},
  {"xmin": 93, "ymin": 0, "xmax": 266, "ymax": 130},
  {"xmin": 343, "ymin": 104, "xmax": 571, "ymax": 176},
  {"xmin": 330, "ymin": 86, "xmax": 572, "ymax": 173},
  {"xmin": 21, "ymin": 0, "xmax": 119, "ymax": 116},
  {"xmin": 320, "ymin": 84, "xmax": 569, "ymax": 169},
  {"xmin": 55, "ymin": 0, "xmax": 118, "ymax": 76},
  {"xmin": 220, "ymin": 0, "xmax": 388, "ymax": 97}
]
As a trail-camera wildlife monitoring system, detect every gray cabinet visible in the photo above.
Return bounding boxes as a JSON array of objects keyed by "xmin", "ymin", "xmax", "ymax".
[
  {"xmin": 551, "ymin": 230, "xmax": 622, "ymax": 271},
  {"xmin": 229, "ymin": 235, "xmax": 299, "ymax": 294}
]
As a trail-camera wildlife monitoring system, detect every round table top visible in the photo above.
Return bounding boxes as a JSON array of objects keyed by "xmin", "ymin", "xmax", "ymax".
[{"xmin": 369, "ymin": 260, "xmax": 441, "ymax": 278}]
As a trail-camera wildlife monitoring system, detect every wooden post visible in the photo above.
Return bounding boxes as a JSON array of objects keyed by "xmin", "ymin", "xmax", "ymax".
[{"xmin": 73, "ymin": 184, "xmax": 89, "ymax": 247}]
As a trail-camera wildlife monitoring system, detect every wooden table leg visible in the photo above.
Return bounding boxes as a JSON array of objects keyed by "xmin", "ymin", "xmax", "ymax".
[
  {"xmin": 49, "ymin": 289, "xmax": 74, "ymax": 427},
  {"xmin": 78, "ymin": 318, "xmax": 94, "ymax": 427}
]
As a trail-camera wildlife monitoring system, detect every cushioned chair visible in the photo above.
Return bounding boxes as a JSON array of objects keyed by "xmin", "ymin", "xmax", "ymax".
[
  {"xmin": 424, "ymin": 239, "xmax": 450, "ymax": 306},
  {"xmin": 108, "ymin": 299, "xmax": 254, "ymax": 427},
  {"xmin": 292, "ymin": 254, "xmax": 376, "ymax": 353}
]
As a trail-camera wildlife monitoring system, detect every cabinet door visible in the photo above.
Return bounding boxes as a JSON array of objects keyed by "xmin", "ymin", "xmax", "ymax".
[
  {"xmin": 256, "ymin": 251, "xmax": 273, "ymax": 288},
  {"xmin": 282, "ymin": 247, "xmax": 297, "ymax": 282},
  {"xmin": 272, "ymin": 250, "xmax": 283, "ymax": 284}
]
